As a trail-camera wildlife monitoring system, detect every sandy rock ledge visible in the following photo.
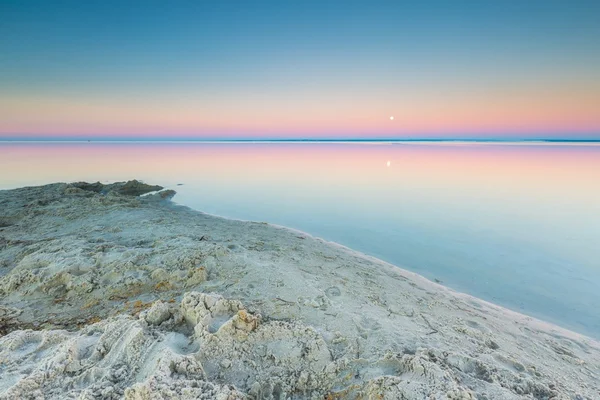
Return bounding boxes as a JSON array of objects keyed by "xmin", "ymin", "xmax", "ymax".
[{"xmin": 0, "ymin": 182, "xmax": 599, "ymax": 399}]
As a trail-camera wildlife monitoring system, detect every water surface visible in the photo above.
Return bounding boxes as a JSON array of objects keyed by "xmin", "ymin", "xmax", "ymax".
[{"xmin": 1, "ymin": 142, "xmax": 599, "ymax": 337}]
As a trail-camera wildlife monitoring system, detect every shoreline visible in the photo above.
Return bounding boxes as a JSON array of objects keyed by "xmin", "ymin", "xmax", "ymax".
[
  {"xmin": 1, "ymin": 181, "xmax": 599, "ymax": 399},
  {"xmin": 169, "ymin": 199, "xmax": 596, "ymax": 342}
]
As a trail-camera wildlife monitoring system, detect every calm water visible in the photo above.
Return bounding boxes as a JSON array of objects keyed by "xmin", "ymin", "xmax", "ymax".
[{"xmin": 1, "ymin": 142, "xmax": 599, "ymax": 337}]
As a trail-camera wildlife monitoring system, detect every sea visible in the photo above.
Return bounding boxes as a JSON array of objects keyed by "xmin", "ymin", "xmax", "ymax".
[{"xmin": 1, "ymin": 141, "xmax": 599, "ymax": 338}]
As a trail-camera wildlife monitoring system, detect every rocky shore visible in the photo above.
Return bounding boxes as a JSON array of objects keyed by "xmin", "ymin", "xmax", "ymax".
[{"xmin": 0, "ymin": 181, "xmax": 598, "ymax": 399}]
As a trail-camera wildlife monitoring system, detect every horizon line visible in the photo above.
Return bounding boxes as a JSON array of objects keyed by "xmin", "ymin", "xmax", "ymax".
[{"xmin": 1, "ymin": 138, "xmax": 599, "ymax": 144}]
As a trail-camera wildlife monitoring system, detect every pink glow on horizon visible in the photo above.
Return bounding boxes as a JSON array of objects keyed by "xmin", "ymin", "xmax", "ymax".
[{"xmin": 1, "ymin": 84, "xmax": 599, "ymax": 138}]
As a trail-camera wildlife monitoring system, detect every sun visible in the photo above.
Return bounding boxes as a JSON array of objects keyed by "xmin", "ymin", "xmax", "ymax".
[{"xmin": 390, "ymin": 116, "xmax": 394, "ymax": 120}]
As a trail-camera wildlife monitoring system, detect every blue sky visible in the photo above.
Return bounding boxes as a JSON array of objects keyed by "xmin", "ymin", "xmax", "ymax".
[{"xmin": 1, "ymin": 0, "xmax": 599, "ymax": 139}]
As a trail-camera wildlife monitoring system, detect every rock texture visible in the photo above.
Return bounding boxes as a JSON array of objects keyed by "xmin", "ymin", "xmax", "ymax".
[{"xmin": 0, "ymin": 182, "xmax": 599, "ymax": 399}]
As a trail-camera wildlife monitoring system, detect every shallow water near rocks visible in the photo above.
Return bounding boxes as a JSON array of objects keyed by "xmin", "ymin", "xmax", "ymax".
[{"xmin": 1, "ymin": 141, "xmax": 599, "ymax": 338}]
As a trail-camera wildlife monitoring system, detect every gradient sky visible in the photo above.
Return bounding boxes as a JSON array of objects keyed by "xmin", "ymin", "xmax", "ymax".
[{"xmin": 1, "ymin": 0, "xmax": 599, "ymax": 139}]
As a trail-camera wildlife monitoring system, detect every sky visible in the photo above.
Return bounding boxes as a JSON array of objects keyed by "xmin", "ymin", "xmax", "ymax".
[{"xmin": 1, "ymin": 0, "xmax": 599, "ymax": 140}]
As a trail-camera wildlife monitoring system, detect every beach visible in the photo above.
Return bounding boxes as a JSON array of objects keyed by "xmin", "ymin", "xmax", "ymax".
[{"xmin": 0, "ymin": 181, "xmax": 598, "ymax": 399}]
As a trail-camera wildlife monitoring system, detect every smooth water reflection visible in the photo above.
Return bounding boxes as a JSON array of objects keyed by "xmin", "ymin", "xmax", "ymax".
[{"xmin": 1, "ymin": 142, "xmax": 599, "ymax": 337}]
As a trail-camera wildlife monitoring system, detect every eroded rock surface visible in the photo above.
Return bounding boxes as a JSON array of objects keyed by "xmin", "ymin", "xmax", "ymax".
[
  {"xmin": 71, "ymin": 180, "xmax": 163, "ymax": 196},
  {"xmin": 0, "ymin": 293, "xmax": 482, "ymax": 399},
  {"xmin": 0, "ymin": 182, "xmax": 599, "ymax": 399}
]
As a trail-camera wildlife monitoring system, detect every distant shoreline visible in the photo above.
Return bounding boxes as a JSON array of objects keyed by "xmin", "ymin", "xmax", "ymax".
[{"xmin": 1, "ymin": 138, "xmax": 599, "ymax": 144}]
